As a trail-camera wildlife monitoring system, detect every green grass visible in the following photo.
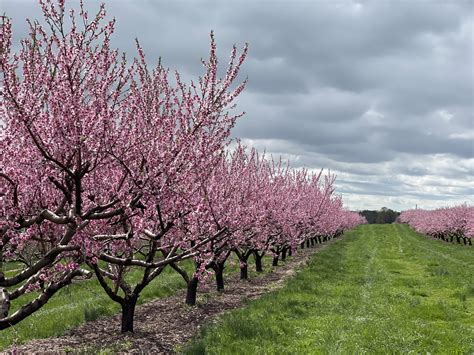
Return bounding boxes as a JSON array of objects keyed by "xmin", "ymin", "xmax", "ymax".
[
  {"xmin": 183, "ymin": 224, "xmax": 474, "ymax": 354},
  {"xmin": 0, "ymin": 260, "xmax": 196, "ymax": 349},
  {"xmin": 0, "ymin": 251, "xmax": 275, "ymax": 350}
]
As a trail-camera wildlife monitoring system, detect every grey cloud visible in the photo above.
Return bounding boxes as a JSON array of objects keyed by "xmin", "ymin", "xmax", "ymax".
[
  {"xmin": 2, "ymin": 0, "xmax": 472, "ymax": 210},
  {"xmin": 381, "ymin": 129, "xmax": 473, "ymax": 158}
]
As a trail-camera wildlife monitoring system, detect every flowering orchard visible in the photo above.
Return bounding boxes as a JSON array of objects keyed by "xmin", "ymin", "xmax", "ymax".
[
  {"xmin": 170, "ymin": 146, "xmax": 366, "ymax": 307},
  {"xmin": 399, "ymin": 205, "xmax": 473, "ymax": 246},
  {"xmin": 0, "ymin": 0, "xmax": 365, "ymax": 333}
]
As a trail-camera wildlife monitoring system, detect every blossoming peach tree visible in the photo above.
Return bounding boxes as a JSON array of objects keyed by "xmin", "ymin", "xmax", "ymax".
[{"xmin": 0, "ymin": 0, "xmax": 247, "ymax": 332}]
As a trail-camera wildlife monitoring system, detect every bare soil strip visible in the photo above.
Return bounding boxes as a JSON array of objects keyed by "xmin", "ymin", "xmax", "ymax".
[{"xmin": 4, "ymin": 242, "xmax": 333, "ymax": 354}]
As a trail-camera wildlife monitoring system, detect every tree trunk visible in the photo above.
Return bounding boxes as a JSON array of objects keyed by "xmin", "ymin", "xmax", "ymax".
[
  {"xmin": 240, "ymin": 264, "xmax": 248, "ymax": 280},
  {"xmin": 317, "ymin": 236, "xmax": 322, "ymax": 244},
  {"xmin": 306, "ymin": 239, "xmax": 310, "ymax": 248},
  {"xmin": 254, "ymin": 252, "xmax": 263, "ymax": 272},
  {"xmin": 121, "ymin": 295, "xmax": 138, "ymax": 333},
  {"xmin": 1, "ymin": 268, "xmax": 86, "ymax": 331},
  {"xmin": 281, "ymin": 248, "xmax": 287, "ymax": 261},
  {"xmin": 185, "ymin": 277, "xmax": 199, "ymax": 306},
  {"xmin": 288, "ymin": 248, "xmax": 292, "ymax": 257},
  {"xmin": 0, "ymin": 288, "xmax": 9, "ymax": 318},
  {"xmin": 214, "ymin": 264, "xmax": 225, "ymax": 291},
  {"xmin": 300, "ymin": 242, "xmax": 305, "ymax": 249},
  {"xmin": 0, "ymin": 248, "xmax": 3, "ymax": 271},
  {"xmin": 272, "ymin": 255, "xmax": 279, "ymax": 266},
  {"xmin": 236, "ymin": 251, "xmax": 250, "ymax": 280}
]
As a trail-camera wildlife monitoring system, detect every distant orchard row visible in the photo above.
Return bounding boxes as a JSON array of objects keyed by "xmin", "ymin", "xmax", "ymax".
[{"xmin": 399, "ymin": 205, "xmax": 473, "ymax": 245}]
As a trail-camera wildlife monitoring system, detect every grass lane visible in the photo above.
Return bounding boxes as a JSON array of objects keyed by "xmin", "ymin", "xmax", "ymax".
[{"xmin": 183, "ymin": 224, "xmax": 474, "ymax": 354}]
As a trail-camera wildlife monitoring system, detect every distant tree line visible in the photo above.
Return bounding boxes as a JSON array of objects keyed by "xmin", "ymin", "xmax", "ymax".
[{"xmin": 359, "ymin": 207, "xmax": 400, "ymax": 224}]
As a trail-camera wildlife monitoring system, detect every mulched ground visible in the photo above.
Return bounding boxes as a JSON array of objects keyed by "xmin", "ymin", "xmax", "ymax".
[{"xmin": 4, "ymin": 242, "xmax": 333, "ymax": 354}]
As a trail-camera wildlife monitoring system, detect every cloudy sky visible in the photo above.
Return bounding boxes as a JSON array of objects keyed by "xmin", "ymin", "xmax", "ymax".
[{"xmin": 3, "ymin": 0, "xmax": 473, "ymax": 211}]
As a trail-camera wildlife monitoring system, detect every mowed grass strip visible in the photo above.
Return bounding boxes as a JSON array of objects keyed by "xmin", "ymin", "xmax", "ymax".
[{"xmin": 183, "ymin": 224, "xmax": 474, "ymax": 354}]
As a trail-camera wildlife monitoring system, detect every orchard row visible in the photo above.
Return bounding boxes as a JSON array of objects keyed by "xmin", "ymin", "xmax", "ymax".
[
  {"xmin": 0, "ymin": 1, "xmax": 365, "ymax": 333},
  {"xmin": 399, "ymin": 205, "xmax": 473, "ymax": 245}
]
